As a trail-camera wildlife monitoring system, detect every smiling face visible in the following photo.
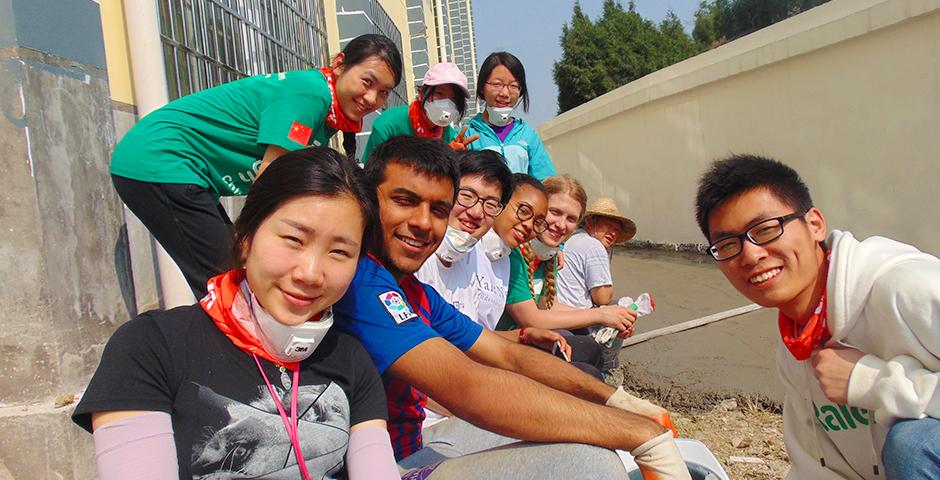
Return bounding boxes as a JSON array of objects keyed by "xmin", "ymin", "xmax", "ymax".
[
  {"xmin": 493, "ymin": 184, "xmax": 547, "ymax": 249},
  {"xmin": 708, "ymin": 187, "xmax": 827, "ymax": 321},
  {"xmin": 243, "ymin": 194, "xmax": 364, "ymax": 327},
  {"xmin": 375, "ymin": 162, "xmax": 455, "ymax": 281},
  {"xmin": 449, "ymin": 174, "xmax": 502, "ymax": 238},
  {"xmin": 481, "ymin": 65, "xmax": 520, "ymax": 109},
  {"xmin": 540, "ymin": 192, "xmax": 583, "ymax": 248},
  {"xmin": 585, "ymin": 216, "xmax": 624, "ymax": 249},
  {"xmin": 332, "ymin": 54, "xmax": 397, "ymax": 122}
]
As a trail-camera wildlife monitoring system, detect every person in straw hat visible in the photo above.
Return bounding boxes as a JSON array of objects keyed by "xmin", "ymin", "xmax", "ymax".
[{"xmin": 555, "ymin": 196, "xmax": 637, "ymax": 375}]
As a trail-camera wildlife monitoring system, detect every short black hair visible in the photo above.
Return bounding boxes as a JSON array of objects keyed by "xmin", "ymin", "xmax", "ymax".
[
  {"xmin": 695, "ymin": 154, "xmax": 814, "ymax": 239},
  {"xmin": 510, "ymin": 172, "xmax": 545, "ymax": 194},
  {"xmin": 339, "ymin": 34, "xmax": 403, "ymax": 86},
  {"xmin": 362, "ymin": 135, "xmax": 461, "ymax": 199},
  {"xmin": 233, "ymin": 147, "xmax": 375, "ymax": 264},
  {"xmin": 457, "ymin": 150, "xmax": 513, "ymax": 204},
  {"xmin": 477, "ymin": 51, "xmax": 530, "ymax": 112},
  {"xmin": 420, "ymin": 84, "xmax": 468, "ymax": 122}
]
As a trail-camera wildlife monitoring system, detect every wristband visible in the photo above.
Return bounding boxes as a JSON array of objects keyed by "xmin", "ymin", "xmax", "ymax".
[{"xmin": 518, "ymin": 328, "xmax": 528, "ymax": 345}]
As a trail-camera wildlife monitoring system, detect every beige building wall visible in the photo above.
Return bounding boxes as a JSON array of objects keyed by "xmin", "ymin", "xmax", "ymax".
[{"xmin": 539, "ymin": 0, "xmax": 940, "ymax": 256}]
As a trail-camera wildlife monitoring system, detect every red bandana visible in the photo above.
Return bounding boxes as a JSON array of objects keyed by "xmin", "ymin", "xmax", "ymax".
[
  {"xmin": 200, "ymin": 269, "xmax": 301, "ymax": 370},
  {"xmin": 319, "ymin": 67, "xmax": 362, "ymax": 133},
  {"xmin": 777, "ymin": 254, "xmax": 832, "ymax": 361},
  {"xmin": 408, "ymin": 98, "xmax": 443, "ymax": 139},
  {"xmin": 520, "ymin": 244, "xmax": 543, "ymax": 276}
]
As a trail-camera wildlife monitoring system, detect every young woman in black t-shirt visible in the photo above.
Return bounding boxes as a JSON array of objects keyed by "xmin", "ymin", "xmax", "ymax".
[{"xmin": 74, "ymin": 148, "xmax": 399, "ymax": 479}]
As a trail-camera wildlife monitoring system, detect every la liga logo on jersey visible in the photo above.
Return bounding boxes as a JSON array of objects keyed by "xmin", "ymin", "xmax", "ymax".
[
  {"xmin": 288, "ymin": 121, "xmax": 313, "ymax": 146},
  {"xmin": 380, "ymin": 291, "xmax": 418, "ymax": 324}
]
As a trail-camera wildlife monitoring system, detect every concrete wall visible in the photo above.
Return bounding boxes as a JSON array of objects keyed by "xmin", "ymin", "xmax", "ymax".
[
  {"xmin": 539, "ymin": 0, "xmax": 940, "ymax": 256},
  {"xmin": 0, "ymin": 1, "xmax": 138, "ymax": 477}
]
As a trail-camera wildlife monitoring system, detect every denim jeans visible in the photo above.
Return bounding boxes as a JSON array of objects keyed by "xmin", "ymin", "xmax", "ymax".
[{"xmin": 882, "ymin": 416, "xmax": 940, "ymax": 480}]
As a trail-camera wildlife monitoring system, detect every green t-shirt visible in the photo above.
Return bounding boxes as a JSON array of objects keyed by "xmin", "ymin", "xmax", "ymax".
[
  {"xmin": 111, "ymin": 70, "xmax": 337, "ymax": 198},
  {"xmin": 497, "ymin": 248, "xmax": 558, "ymax": 330},
  {"xmin": 360, "ymin": 104, "xmax": 457, "ymax": 163}
]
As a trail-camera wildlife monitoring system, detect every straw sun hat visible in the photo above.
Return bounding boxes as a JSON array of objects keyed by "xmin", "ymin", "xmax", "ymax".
[{"xmin": 583, "ymin": 197, "xmax": 637, "ymax": 244}]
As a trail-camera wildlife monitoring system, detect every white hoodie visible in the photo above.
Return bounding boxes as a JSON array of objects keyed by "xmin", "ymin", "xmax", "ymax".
[{"xmin": 781, "ymin": 230, "xmax": 940, "ymax": 479}]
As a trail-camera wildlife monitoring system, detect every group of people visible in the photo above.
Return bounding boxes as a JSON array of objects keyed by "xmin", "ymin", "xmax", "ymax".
[{"xmin": 71, "ymin": 33, "xmax": 938, "ymax": 479}]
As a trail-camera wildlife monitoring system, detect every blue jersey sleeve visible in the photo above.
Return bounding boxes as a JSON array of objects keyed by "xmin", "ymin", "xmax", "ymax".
[
  {"xmin": 332, "ymin": 258, "xmax": 438, "ymax": 374},
  {"xmin": 421, "ymin": 283, "xmax": 483, "ymax": 351},
  {"xmin": 332, "ymin": 258, "xmax": 483, "ymax": 374}
]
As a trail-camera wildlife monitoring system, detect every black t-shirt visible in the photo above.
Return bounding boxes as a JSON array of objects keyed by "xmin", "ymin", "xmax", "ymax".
[{"xmin": 73, "ymin": 305, "xmax": 387, "ymax": 479}]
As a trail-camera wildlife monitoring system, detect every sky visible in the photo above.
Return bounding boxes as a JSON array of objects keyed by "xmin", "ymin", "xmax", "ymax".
[{"xmin": 472, "ymin": 0, "xmax": 700, "ymax": 126}]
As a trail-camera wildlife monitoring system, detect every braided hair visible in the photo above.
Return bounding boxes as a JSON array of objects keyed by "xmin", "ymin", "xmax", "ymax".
[{"xmin": 521, "ymin": 175, "xmax": 587, "ymax": 310}]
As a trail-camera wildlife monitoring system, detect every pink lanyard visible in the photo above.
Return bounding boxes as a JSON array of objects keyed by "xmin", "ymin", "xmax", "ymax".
[{"xmin": 253, "ymin": 354, "xmax": 311, "ymax": 480}]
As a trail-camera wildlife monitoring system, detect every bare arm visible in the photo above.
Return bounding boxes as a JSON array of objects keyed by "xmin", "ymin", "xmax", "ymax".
[
  {"xmin": 256, "ymin": 144, "xmax": 289, "ymax": 179},
  {"xmin": 467, "ymin": 329, "xmax": 612, "ymax": 402},
  {"xmin": 505, "ymin": 298, "xmax": 635, "ymax": 331},
  {"xmin": 590, "ymin": 285, "xmax": 614, "ymax": 306},
  {"xmin": 388, "ymin": 337, "xmax": 663, "ymax": 450}
]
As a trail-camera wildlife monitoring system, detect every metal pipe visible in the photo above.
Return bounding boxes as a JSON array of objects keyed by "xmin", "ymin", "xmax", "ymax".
[{"xmin": 123, "ymin": 0, "xmax": 196, "ymax": 308}]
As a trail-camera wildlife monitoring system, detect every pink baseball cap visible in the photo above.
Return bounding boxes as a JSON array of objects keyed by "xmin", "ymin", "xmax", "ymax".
[{"xmin": 423, "ymin": 62, "xmax": 469, "ymax": 96}]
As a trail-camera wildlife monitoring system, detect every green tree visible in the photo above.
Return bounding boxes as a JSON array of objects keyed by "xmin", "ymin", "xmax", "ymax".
[
  {"xmin": 695, "ymin": 0, "xmax": 831, "ymax": 47},
  {"xmin": 554, "ymin": 0, "xmax": 702, "ymax": 114}
]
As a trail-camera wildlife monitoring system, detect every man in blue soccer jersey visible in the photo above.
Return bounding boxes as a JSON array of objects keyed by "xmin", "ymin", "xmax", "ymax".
[{"xmin": 331, "ymin": 136, "xmax": 691, "ymax": 480}]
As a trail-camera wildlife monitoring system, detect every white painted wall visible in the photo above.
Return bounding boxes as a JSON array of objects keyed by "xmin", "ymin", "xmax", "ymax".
[{"xmin": 539, "ymin": 0, "xmax": 940, "ymax": 255}]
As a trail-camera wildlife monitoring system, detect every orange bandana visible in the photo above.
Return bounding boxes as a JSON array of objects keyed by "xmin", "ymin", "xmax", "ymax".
[
  {"xmin": 778, "ymin": 252, "xmax": 831, "ymax": 361},
  {"xmin": 319, "ymin": 68, "xmax": 362, "ymax": 133},
  {"xmin": 200, "ymin": 269, "xmax": 301, "ymax": 370},
  {"xmin": 408, "ymin": 97, "xmax": 443, "ymax": 139}
]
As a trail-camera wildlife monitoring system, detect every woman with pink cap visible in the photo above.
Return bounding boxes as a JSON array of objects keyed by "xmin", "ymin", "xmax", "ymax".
[{"xmin": 361, "ymin": 62, "xmax": 479, "ymax": 162}]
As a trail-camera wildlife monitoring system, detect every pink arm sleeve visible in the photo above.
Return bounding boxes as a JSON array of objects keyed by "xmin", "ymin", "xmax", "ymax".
[
  {"xmin": 346, "ymin": 424, "xmax": 400, "ymax": 480},
  {"xmin": 92, "ymin": 411, "xmax": 179, "ymax": 480}
]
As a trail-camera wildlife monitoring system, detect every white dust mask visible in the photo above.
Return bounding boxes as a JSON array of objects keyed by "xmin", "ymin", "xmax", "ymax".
[
  {"xmin": 485, "ymin": 104, "xmax": 515, "ymax": 127},
  {"xmin": 436, "ymin": 226, "xmax": 479, "ymax": 263},
  {"xmin": 529, "ymin": 238, "xmax": 559, "ymax": 261},
  {"xmin": 243, "ymin": 281, "xmax": 333, "ymax": 363},
  {"xmin": 481, "ymin": 229, "xmax": 512, "ymax": 261},
  {"xmin": 424, "ymin": 98, "xmax": 458, "ymax": 127}
]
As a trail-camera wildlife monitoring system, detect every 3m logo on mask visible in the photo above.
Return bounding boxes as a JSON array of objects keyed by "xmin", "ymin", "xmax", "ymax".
[
  {"xmin": 813, "ymin": 402, "xmax": 872, "ymax": 432},
  {"xmin": 380, "ymin": 291, "xmax": 419, "ymax": 324}
]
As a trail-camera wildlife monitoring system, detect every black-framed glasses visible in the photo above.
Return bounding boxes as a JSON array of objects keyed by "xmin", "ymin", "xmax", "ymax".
[
  {"xmin": 456, "ymin": 188, "xmax": 504, "ymax": 217},
  {"xmin": 485, "ymin": 81, "xmax": 521, "ymax": 94},
  {"xmin": 512, "ymin": 202, "xmax": 549, "ymax": 233},
  {"xmin": 708, "ymin": 211, "xmax": 807, "ymax": 261}
]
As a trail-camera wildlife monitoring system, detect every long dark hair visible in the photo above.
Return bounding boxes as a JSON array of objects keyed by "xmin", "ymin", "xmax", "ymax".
[
  {"xmin": 232, "ymin": 147, "xmax": 376, "ymax": 265},
  {"xmin": 337, "ymin": 34, "xmax": 403, "ymax": 86},
  {"xmin": 476, "ymin": 51, "xmax": 530, "ymax": 112}
]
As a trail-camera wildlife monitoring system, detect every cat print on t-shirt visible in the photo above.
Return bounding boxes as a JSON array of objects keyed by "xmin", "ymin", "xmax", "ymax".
[{"xmin": 189, "ymin": 381, "xmax": 350, "ymax": 479}]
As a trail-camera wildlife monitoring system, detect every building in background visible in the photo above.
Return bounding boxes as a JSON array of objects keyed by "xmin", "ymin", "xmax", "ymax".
[{"xmin": 430, "ymin": 0, "xmax": 480, "ymax": 117}]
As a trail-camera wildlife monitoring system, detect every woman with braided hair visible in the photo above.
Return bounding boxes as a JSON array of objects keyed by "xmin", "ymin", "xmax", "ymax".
[{"xmin": 498, "ymin": 175, "xmax": 637, "ymax": 336}]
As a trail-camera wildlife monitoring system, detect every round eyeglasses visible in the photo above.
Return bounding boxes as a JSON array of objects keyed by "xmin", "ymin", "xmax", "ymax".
[
  {"xmin": 708, "ymin": 211, "xmax": 807, "ymax": 261},
  {"xmin": 456, "ymin": 188, "xmax": 504, "ymax": 217},
  {"xmin": 512, "ymin": 202, "xmax": 549, "ymax": 234}
]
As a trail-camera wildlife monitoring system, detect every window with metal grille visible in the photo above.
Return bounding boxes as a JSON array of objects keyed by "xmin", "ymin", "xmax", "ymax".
[{"xmin": 157, "ymin": 0, "xmax": 330, "ymax": 100}]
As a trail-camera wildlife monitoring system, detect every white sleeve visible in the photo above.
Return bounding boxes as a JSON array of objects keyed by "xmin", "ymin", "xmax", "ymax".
[
  {"xmin": 846, "ymin": 262, "xmax": 940, "ymax": 419},
  {"xmin": 582, "ymin": 242, "xmax": 613, "ymax": 290}
]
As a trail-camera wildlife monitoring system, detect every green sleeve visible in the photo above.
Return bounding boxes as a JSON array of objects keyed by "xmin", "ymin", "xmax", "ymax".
[
  {"xmin": 506, "ymin": 248, "xmax": 535, "ymax": 305},
  {"xmin": 361, "ymin": 117, "xmax": 393, "ymax": 164},
  {"xmin": 443, "ymin": 125, "xmax": 457, "ymax": 143},
  {"xmin": 256, "ymin": 96, "xmax": 330, "ymax": 151}
]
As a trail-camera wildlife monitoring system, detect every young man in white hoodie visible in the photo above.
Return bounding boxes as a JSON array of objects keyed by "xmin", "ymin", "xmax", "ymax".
[{"xmin": 695, "ymin": 154, "xmax": 940, "ymax": 479}]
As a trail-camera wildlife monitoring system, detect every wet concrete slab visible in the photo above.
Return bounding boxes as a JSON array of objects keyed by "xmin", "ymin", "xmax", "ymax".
[{"xmin": 608, "ymin": 249, "xmax": 783, "ymax": 403}]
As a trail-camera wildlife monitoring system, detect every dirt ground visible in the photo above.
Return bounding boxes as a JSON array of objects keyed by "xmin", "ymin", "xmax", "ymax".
[
  {"xmin": 608, "ymin": 248, "xmax": 791, "ymax": 478},
  {"xmin": 617, "ymin": 368, "xmax": 789, "ymax": 479}
]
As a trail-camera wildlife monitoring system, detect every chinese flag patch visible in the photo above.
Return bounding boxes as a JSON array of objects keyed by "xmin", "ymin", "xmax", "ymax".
[{"xmin": 287, "ymin": 121, "xmax": 313, "ymax": 146}]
